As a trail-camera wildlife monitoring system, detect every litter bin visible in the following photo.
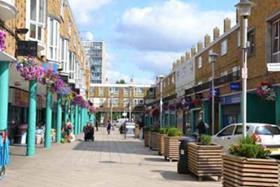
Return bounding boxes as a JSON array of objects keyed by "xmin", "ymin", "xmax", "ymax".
[{"xmin": 177, "ymin": 135, "xmax": 197, "ymax": 174}]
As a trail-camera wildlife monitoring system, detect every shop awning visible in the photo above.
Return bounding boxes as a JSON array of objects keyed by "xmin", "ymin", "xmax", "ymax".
[{"xmin": 0, "ymin": 51, "xmax": 16, "ymax": 62}]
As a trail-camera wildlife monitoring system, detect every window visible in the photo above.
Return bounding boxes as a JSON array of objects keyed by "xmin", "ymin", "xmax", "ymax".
[
  {"xmin": 29, "ymin": 0, "xmax": 45, "ymax": 41},
  {"xmin": 232, "ymin": 66, "xmax": 240, "ymax": 79},
  {"xmin": 237, "ymin": 30, "xmax": 241, "ymax": 47},
  {"xmin": 48, "ymin": 17, "xmax": 60, "ymax": 61},
  {"xmin": 217, "ymin": 125, "xmax": 235, "ymax": 137},
  {"xmin": 99, "ymin": 88, "xmax": 104, "ymax": 97},
  {"xmin": 60, "ymin": 0, "xmax": 64, "ymax": 17},
  {"xmin": 198, "ymin": 57, "xmax": 202, "ymax": 68},
  {"xmin": 60, "ymin": 38, "xmax": 69, "ymax": 72},
  {"xmin": 124, "ymin": 88, "xmax": 129, "ymax": 97},
  {"xmin": 272, "ymin": 19, "xmax": 280, "ymax": 62},
  {"xmin": 221, "ymin": 40, "xmax": 228, "ymax": 56},
  {"xmin": 248, "ymin": 30, "xmax": 255, "ymax": 56},
  {"xmin": 234, "ymin": 125, "xmax": 249, "ymax": 135},
  {"xmin": 255, "ymin": 126, "xmax": 280, "ymax": 135}
]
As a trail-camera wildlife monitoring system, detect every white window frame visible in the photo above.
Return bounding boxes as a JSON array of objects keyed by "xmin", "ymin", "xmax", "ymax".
[
  {"xmin": 272, "ymin": 19, "xmax": 280, "ymax": 55},
  {"xmin": 60, "ymin": 0, "xmax": 64, "ymax": 18},
  {"xmin": 60, "ymin": 38, "xmax": 69, "ymax": 72},
  {"xmin": 221, "ymin": 40, "xmax": 228, "ymax": 56},
  {"xmin": 48, "ymin": 17, "xmax": 60, "ymax": 62},
  {"xmin": 198, "ymin": 57, "xmax": 202, "ymax": 68},
  {"xmin": 27, "ymin": 0, "xmax": 46, "ymax": 42}
]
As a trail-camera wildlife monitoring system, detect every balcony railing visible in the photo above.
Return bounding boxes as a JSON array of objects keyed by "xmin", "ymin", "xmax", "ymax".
[{"xmin": 185, "ymin": 71, "xmax": 241, "ymax": 94}]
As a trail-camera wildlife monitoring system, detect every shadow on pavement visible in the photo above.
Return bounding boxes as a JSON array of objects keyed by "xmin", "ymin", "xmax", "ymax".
[
  {"xmin": 72, "ymin": 140, "xmax": 153, "ymax": 155},
  {"xmin": 144, "ymin": 157, "xmax": 167, "ymax": 162}
]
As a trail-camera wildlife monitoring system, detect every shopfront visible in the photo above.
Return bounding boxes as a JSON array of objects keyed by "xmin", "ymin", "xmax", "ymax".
[{"xmin": 8, "ymin": 87, "xmax": 43, "ymax": 144}]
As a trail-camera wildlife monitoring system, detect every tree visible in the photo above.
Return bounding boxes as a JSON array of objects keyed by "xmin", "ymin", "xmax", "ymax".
[{"xmin": 116, "ymin": 79, "xmax": 126, "ymax": 84}]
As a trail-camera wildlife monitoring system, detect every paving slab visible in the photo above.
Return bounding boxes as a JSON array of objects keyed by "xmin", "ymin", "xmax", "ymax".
[{"xmin": 1, "ymin": 127, "xmax": 222, "ymax": 187}]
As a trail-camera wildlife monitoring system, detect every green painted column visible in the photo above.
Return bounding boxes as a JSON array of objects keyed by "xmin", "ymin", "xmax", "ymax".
[
  {"xmin": 70, "ymin": 105, "xmax": 74, "ymax": 127},
  {"xmin": 219, "ymin": 102, "xmax": 223, "ymax": 130},
  {"xmin": 27, "ymin": 80, "xmax": 37, "ymax": 156},
  {"xmin": 79, "ymin": 107, "xmax": 83, "ymax": 133},
  {"xmin": 64, "ymin": 100, "xmax": 69, "ymax": 123},
  {"xmin": 275, "ymin": 87, "xmax": 280, "ymax": 125},
  {"xmin": 56, "ymin": 95, "xmax": 62, "ymax": 143},
  {"xmin": 45, "ymin": 88, "xmax": 52, "ymax": 149},
  {"xmin": 191, "ymin": 110, "xmax": 196, "ymax": 133},
  {"xmin": 0, "ymin": 62, "xmax": 9, "ymax": 131},
  {"xmin": 203, "ymin": 100, "xmax": 210, "ymax": 134},
  {"xmin": 74, "ymin": 105, "xmax": 78, "ymax": 135}
]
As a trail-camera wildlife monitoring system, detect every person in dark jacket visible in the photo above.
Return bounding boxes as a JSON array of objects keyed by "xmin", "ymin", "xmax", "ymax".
[
  {"xmin": 107, "ymin": 121, "xmax": 112, "ymax": 135},
  {"xmin": 196, "ymin": 112, "xmax": 207, "ymax": 141}
]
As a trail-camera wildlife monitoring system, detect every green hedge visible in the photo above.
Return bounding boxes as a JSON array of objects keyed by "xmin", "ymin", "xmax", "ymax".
[{"xmin": 167, "ymin": 128, "xmax": 182, "ymax": 137}]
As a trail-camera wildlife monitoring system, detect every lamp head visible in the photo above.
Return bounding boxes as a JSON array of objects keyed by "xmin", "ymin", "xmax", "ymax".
[
  {"xmin": 208, "ymin": 51, "xmax": 218, "ymax": 63},
  {"xmin": 235, "ymin": 0, "xmax": 253, "ymax": 17}
]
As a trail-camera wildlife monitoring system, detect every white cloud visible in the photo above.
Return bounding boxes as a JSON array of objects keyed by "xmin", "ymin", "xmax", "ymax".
[
  {"xmin": 115, "ymin": 0, "xmax": 235, "ymax": 52},
  {"xmin": 68, "ymin": 0, "xmax": 112, "ymax": 24}
]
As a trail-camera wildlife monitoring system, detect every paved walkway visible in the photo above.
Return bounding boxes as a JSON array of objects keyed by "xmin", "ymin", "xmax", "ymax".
[{"xmin": 1, "ymin": 128, "xmax": 221, "ymax": 187}]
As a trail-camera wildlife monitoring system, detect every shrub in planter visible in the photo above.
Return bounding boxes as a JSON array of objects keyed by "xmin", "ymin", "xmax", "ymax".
[
  {"xmin": 223, "ymin": 135, "xmax": 279, "ymax": 187},
  {"xmin": 188, "ymin": 134, "xmax": 223, "ymax": 181},
  {"xmin": 158, "ymin": 128, "xmax": 168, "ymax": 155},
  {"xmin": 167, "ymin": 128, "xmax": 182, "ymax": 137}
]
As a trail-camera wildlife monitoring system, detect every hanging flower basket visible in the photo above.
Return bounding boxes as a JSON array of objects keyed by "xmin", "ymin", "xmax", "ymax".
[
  {"xmin": 41, "ymin": 69, "xmax": 58, "ymax": 86},
  {"xmin": 163, "ymin": 103, "xmax": 169, "ymax": 111},
  {"xmin": 168, "ymin": 104, "xmax": 176, "ymax": 111},
  {"xmin": 0, "ymin": 30, "xmax": 6, "ymax": 51},
  {"xmin": 256, "ymin": 81, "xmax": 276, "ymax": 101},
  {"xmin": 15, "ymin": 58, "xmax": 44, "ymax": 81},
  {"xmin": 88, "ymin": 106, "xmax": 96, "ymax": 113}
]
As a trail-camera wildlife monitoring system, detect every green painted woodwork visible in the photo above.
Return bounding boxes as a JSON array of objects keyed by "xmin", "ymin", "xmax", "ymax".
[
  {"xmin": 275, "ymin": 87, "xmax": 280, "ymax": 125},
  {"xmin": 27, "ymin": 80, "xmax": 37, "ymax": 156},
  {"xmin": 64, "ymin": 100, "xmax": 68, "ymax": 122},
  {"xmin": 247, "ymin": 93, "xmax": 275, "ymax": 124},
  {"xmin": 75, "ymin": 105, "xmax": 78, "ymax": 134},
  {"xmin": 219, "ymin": 103, "xmax": 223, "ymax": 130},
  {"xmin": 0, "ymin": 62, "xmax": 9, "ymax": 131},
  {"xmin": 56, "ymin": 95, "xmax": 62, "ymax": 143},
  {"xmin": 45, "ymin": 89, "xmax": 52, "ymax": 149}
]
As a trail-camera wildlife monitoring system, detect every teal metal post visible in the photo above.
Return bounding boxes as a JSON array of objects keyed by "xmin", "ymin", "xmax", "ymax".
[
  {"xmin": 27, "ymin": 80, "xmax": 37, "ymax": 156},
  {"xmin": 75, "ymin": 105, "xmax": 78, "ymax": 134},
  {"xmin": 45, "ymin": 88, "xmax": 52, "ymax": 149},
  {"xmin": 56, "ymin": 95, "xmax": 62, "ymax": 143},
  {"xmin": 70, "ymin": 105, "xmax": 74, "ymax": 127},
  {"xmin": 64, "ymin": 100, "xmax": 68, "ymax": 123},
  {"xmin": 219, "ymin": 102, "xmax": 223, "ymax": 130},
  {"xmin": 79, "ymin": 107, "xmax": 82, "ymax": 133},
  {"xmin": 0, "ymin": 62, "xmax": 9, "ymax": 131}
]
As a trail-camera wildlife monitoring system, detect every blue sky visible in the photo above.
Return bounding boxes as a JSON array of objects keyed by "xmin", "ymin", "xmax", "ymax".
[{"xmin": 69, "ymin": 0, "xmax": 239, "ymax": 84}]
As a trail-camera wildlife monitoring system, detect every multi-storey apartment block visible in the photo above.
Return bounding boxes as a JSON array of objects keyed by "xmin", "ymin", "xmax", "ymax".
[
  {"xmin": 83, "ymin": 41, "xmax": 106, "ymax": 84},
  {"xmin": 89, "ymin": 83, "xmax": 152, "ymax": 124}
]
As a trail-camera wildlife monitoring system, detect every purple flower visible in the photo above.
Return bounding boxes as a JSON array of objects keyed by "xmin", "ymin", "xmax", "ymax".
[{"xmin": 0, "ymin": 30, "xmax": 6, "ymax": 51}]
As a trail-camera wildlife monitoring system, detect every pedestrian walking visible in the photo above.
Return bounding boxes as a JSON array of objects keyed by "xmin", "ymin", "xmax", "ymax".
[
  {"xmin": 106, "ymin": 121, "xmax": 112, "ymax": 135},
  {"xmin": 196, "ymin": 111, "xmax": 208, "ymax": 142}
]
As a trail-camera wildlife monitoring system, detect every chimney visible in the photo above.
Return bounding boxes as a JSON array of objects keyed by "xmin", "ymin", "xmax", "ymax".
[
  {"xmin": 213, "ymin": 27, "xmax": 220, "ymax": 40},
  {"xmin": 191, "ymin": 47, "xmax": 196, "ymax": 57},
  {"xmin": 185, "ymin": 52, "xmax": 191, "ymax": 61},
  {"xmin": 204, "ymin": 34, "xmax": 211, "ymax": 47},
  {"xmin": 224, "ymin": 18, "xmax": 231, "ymax": 33},
  {"xmin": 197, "ymin": 41, "xmax": 203, "ymax": 52}
]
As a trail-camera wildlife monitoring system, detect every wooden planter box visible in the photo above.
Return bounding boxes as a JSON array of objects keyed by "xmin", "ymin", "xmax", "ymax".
[
  {"xmin": 158, "ymin": 134, "xmax": 166, "ymax": 155},
  {"xmin": 223, "ymin": 154, "xmax": 280, "ymax": 187},
  {"xmin": 150, "ymin": 132, "xmax": 160, "ymax": 151},
  {"xmin": 144, "ymin": 131, "xmax": 151, "ymax": 147},
  {"xmin": 188, "ymin": 143, "xmax": 223, "ymax": 181},
  {"xmin": 163, "ymin": 136, "xmax": 180, "ymax": 162}
]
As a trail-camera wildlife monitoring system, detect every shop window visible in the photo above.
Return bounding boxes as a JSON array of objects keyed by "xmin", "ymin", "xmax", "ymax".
[
  {"xmin": 247, "ymin": 29, "xmax": 256, "ymax": 57},
  {"xmin": 29, "ymin": 0, "xmax": 45, "ymax": 42}
]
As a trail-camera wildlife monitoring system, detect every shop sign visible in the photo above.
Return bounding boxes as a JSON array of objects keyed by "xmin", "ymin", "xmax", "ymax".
[
  {"xmin": 230, "ymin": 82, "xmax": 241, "ymax": 91},
  {"xmin": 221, "ymin": 94, "xmax": 241, "ymax": 105},
  {"xmin": 17, "ymin": 40, "xmax": 37, "ymax": 57},
  {"xmin": 267, "ymin": 63, "xmax": 280, "ymax": 72},
  {"xmin": 14, "ymin": 89, "xmax": 29, "ymax": 107},
  {"xmin": 209, "ymin": 88, "xmax": 220, "ymax": 96}
]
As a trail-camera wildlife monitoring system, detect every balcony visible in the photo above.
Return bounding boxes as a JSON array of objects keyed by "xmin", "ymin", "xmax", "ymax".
[{"xmin": 0, "ymin": 0, "xmax": 16, "ymax": 21}]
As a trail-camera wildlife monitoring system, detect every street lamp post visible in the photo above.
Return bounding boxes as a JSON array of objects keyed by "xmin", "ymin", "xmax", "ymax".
[
  {"xmin": 236, "ymin": 0, "xmax": 252, "ymax": 138},
  {"xmin": 110, "ymin": 90, "xmax": 113, "ymax": 123},
  {"xmin": 158, "ymin": 75, "xmax": 164, "ymax": 128},
  {"xmin": 209, "ymin": 51, "xmax": 218, "ymax": 135},
  {"xmin": 129, "ymin": 86, "xmax": 132, "ymax": 122}
]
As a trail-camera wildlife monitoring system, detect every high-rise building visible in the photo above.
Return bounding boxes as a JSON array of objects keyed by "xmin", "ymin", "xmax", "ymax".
[{"xmin": 82, "ymin": 40, "xmax": 106, "ymax": 84}]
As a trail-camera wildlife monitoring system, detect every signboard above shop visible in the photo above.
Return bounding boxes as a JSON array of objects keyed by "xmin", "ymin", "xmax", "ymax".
[
  {"xmin": 17, "ymin": 40, "xmax": 38, "ymax": 57},
  {"xmin": 267, "ymin": 63, "xmax": 280, "ymax": 72},
  {"xmin": 230, "ymin": 82, "xmax": 241, "ymax": 91}
]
